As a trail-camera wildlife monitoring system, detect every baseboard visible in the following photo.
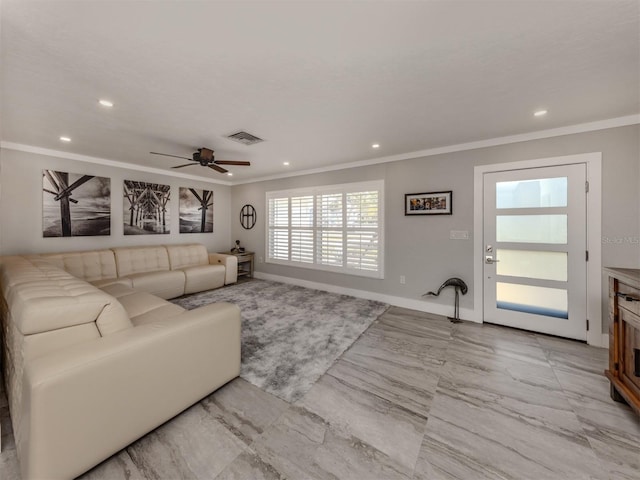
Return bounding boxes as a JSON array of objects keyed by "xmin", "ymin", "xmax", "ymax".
[{"xmin": 253, "ymin": 271, "xmax": 478, "ymax": 323}]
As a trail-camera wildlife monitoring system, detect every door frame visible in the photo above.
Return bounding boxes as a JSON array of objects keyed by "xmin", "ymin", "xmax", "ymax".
[{"xmin": 473, "ymin": 152, "xmax": 603, "ymax": 346}]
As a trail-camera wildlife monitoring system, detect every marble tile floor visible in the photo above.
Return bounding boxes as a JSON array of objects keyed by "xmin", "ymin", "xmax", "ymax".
[{"xmin": 1, "ymin": 306, "xmax": 639, "ymax": 479}]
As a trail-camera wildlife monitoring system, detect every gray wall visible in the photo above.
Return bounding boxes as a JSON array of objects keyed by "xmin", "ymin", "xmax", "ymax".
[
  {"xmin": 231, "ymin": 125, "xmax": 640, "ymax": 330},
  {"xmin": 0, "ymin": 125, "xmax": 637, "ymax": 332},
  {"xmin": 0, "ymin": 148, "xmax": 232, "ymax": 255}
]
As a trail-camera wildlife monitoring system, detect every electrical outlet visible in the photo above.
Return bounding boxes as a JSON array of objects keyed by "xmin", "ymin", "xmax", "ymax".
[{"xmin": 400, "ymin": 275, "xmax": 406, "ymax": 284}]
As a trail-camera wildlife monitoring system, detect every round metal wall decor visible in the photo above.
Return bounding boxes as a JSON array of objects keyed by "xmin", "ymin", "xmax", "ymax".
[{"xmin": 240, "ymin": 204, "xmax": 257, "ymax": 229}]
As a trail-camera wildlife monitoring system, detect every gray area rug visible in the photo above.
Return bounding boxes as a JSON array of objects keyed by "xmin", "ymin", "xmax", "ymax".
[{"xmin": 173, "ymin": 279, "xmax": 388, "ymax": 403}]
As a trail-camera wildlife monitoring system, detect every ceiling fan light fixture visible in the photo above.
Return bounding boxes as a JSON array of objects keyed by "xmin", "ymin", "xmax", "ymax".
[
  {"xmin": 59, "ymin": 136, "xmax": 71, "ymax": 142},
  {"xmin": 198, "ymin": 147, "xmax": 214, "ymax": 161},
  {"xmin": 283, "ymin": 161, "xmax": 290, "ymax": 166},
  {"xmin": 534, "ymin": 109, "xmax": 548, "ymax": 117},
  {"xmin": 372, "ymin": 143, "xmax": 380, "ymax": 149},
  {"xmin": 99, "ymin": 99, "xmax": 114, "ymax": 107}
]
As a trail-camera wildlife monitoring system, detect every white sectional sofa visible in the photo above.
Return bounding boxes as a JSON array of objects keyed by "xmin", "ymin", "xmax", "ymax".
[
  {"xmin": 0, "ymin": 244, "xmax": 241, "ymax": 479},
  {"xmin": 34, "ymin": 243, "xmax": 238, "ymax": 297}
]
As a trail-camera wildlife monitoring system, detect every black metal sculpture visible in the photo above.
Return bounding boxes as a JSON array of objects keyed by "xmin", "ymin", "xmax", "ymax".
[{"xmin": 423, "ymin": 277, "xmax": 468, "ymax": 323}]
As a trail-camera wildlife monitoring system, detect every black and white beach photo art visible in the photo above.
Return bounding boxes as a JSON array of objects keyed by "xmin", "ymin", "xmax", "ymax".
[
  {"xmin": 179, "ymin": 187, "xmax": 214, "ymax": 233},
  {"xmin": 42, "ymin": 170, "xmax": 111, "ymax": 237},
  {"xmin": 123, "ymin": 180, "xmax": 171, "ymax": 235}
]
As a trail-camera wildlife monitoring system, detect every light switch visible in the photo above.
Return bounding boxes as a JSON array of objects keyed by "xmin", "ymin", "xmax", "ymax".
[{"xmin": 450, "ymin": 230, "xmax": 470, "ymax": 240}]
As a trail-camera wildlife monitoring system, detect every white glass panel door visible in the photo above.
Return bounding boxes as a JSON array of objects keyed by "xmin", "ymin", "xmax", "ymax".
[{"xmin": 483, "ymin": 164, "xmax": 587, "ymax": 340}]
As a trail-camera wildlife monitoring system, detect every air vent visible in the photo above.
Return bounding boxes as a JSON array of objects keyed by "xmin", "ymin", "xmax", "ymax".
[{"xmin": 226, "ymin": 131, "xmax": 264, "ymax": 146}]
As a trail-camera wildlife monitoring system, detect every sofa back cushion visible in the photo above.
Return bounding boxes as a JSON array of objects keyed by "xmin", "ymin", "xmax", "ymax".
[
  {"xmin": 1, "ymin": 256, "xmax": 132, "ymax": 337},
  {"xmin": 112, "ymin": 246, "xmax": 170, "ymax": 277},
  {"xmin": 35, "ymin": 249, "xmax": 118, "ymax": 282},
  {"xmin": 1, "ymin": 256, "xmax": 69, "ymax": 293},
  {"xmin": 165, "ymin": 244, "xmax": 209, "ymax": 270}
]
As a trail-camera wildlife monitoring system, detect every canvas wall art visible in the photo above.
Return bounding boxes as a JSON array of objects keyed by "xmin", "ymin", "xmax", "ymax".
[
  {"xmin": 179, "ymin": 187, "xmax": 213, "ymax": 233},
  {"xmin": 42, "ymin": 170, "xmax": 111, "ymax": 237},
  {"xmin": 123, "ymin": 180, "xmax": 171, "ymax": 234}
]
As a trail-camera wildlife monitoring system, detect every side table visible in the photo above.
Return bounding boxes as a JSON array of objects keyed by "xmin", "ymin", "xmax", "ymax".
[{"xmin": 223, "ymin": 251, "xmax": 254, "ymax": 279}]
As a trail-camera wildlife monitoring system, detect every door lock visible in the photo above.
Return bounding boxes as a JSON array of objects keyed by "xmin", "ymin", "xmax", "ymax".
[{"xmin": 485, "ymin": 256, "xmax": 500, "ymax": 264}]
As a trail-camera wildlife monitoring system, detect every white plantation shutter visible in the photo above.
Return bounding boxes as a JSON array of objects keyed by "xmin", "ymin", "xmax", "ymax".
[
  {"xmin": 317, "ymin": 193, "xmax": 343, "ymax": 267},
  {"xmin": 346, "ymin": 191, "xmax": 379, "ymax": 272},
  {"xmin": 291, "ymin": 195, "xmax": 314, "ymax": 263},
  {"xmin": 266, "ymin": 180, "xmax": 384, "ymax": 278},
  {"xmin": 268, "ymin": 198, "xmax": 289, "ymax": 260}
]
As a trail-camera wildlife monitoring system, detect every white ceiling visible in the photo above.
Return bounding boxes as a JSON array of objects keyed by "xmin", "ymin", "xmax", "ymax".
[{"xmin": 1, "ymin": 0, "xmax": 639, "ymax": 183}]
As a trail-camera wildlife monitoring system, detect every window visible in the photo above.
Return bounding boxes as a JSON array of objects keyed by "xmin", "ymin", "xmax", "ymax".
[{"xmin": 266, "ymin": 180, "xmax": 384, "ymax": 278}]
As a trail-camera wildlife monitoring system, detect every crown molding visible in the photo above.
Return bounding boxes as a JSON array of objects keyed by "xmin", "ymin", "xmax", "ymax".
[
  {"xmin": 0, "ymin": 142, "xmax": 233, "ymax": 186},
  {"xmin": 231, "ymin": 114, "xmax": 640, "ymax": 185},
  {"xmin": 2, "ymin": 114, "xmax": 638, "ymax": 187}
]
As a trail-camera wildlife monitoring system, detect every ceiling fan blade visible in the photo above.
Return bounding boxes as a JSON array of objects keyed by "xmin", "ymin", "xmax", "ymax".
[
  {"xmin": 209, "ymin": 164, "xmax": 228, "ymax": 174},
  {"xmin": 171, "ymin": 163, "xmax": 196, "ymax": 169},
  {"xmin": 215, "ymin": 160, "xmax": 251, "ymax": 166},
  {"xmin": 199, "ymin": 147, "xmax": 214, "ymax": 161},
  {"xmin": 150, "ymin": 152, "xmax": 193, "ymax": 161}
]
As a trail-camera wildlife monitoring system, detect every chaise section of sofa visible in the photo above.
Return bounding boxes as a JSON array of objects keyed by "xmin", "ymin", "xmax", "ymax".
[{"xmin": 0, "ymin": 253, "xmax": 241, "ymax": 479}]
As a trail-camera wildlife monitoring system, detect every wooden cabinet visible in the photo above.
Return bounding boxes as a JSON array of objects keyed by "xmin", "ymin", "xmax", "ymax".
[{"xmin": 605, "ymin": 268, "xmax": 640, "ymax": 414}]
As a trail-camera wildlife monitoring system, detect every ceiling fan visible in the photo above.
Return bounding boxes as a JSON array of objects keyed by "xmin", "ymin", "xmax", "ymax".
[{"xmin": 150, "ymin": 148, "xmax": 250, "ymax": 174}]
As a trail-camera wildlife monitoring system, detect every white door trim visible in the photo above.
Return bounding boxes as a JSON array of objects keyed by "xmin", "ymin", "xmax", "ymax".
[{"xmin": 473, "ymin": 152, "xmax": 603, "ymax": 346}]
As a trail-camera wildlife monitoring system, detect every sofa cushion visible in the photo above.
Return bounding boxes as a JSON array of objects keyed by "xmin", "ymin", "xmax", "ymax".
[
  {"xmin": 1, "ymin": 256, "xmax": 71, "ymax": 293},
  {"xmin": 99, "ymin": 283, "xmax": 138, "ymax": 299},
  {"xmin": 115, "ymin": 290, "xmax": 174, "ymax": 318},
  {"xmin": 112, "ymin": 246, "xmax": 170, "ymax": 277},
  {"xmin": 90, "ymin": 277, "xmax": 133, "ymax": 289},
  {"xmin": 12, "ymin": 285, "xmax": 129, "ymax": 336},
  {"xmin": 165, "ymin": 244, "xmax": 209, "ymax": 270},
  {"xmin": 99, "ymin": 283, "xmax": 185, "ymax": 325},
  {"xmin": 126, "ymin": 270, "xmax": 185, "ymax": 299},
  {"xmin": 35, "ymin": 250, "xmax": 118, "ymax": 283},
  {"xmin": 179, "ymin": 264, "xmax": 226, "ymax": 294},
  {"xmin": 130, "ymin": 304, "xmax": 186, "ymax": 326},
  {"xmin": 1, "ymin": 257, "xmax": 132, "ymax": 337}
]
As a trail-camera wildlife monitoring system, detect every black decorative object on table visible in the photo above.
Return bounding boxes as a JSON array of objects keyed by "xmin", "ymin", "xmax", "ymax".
[
  {"xmin": 423, "ymin": 277, "xmax": 468, "ymax": 323},
  {"xmin": 231, "ymin": 239, "xmax": 244, "ymax": 253}
]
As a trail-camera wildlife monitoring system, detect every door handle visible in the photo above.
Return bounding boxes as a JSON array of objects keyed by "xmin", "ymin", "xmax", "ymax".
[{"xmin": 485, "ymin": 256, "xmax": 500, "ymax": 264}]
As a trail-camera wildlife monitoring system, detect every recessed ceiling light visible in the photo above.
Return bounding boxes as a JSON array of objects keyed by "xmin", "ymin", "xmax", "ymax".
[
  {"xmin": 283, "ymin": 161, "xmax": 290, "ymax": 166},
  {"xmin": 372, "ymin": 143, "xmax": 380, "ymax": 149},
  {"xmin": 534, "ymin": 110, "xmax": 547, "ymax": 117},
  {"xmin": 59, "ymin": 136, "xmax": 71, "ymax": 142},
  {"xmin": 99, "ymin": 99, "xmax": 114, "ymax": 107},
  {"xmin": 227, "ymin": 172, "xmax": 233, "ymax": 176}
]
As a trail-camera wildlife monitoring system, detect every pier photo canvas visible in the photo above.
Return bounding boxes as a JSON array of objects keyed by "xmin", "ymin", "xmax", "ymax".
[
  {"xmin": 123, "ymin": 180, "xmax": 171, "ymax": 235},
  {"xmin": 179, "ymin": 187, "xmax": 214, "ymax": 233},
  {"xmin": 42, "ymin": 169, "xmax": 111, "ymax": 237}
]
